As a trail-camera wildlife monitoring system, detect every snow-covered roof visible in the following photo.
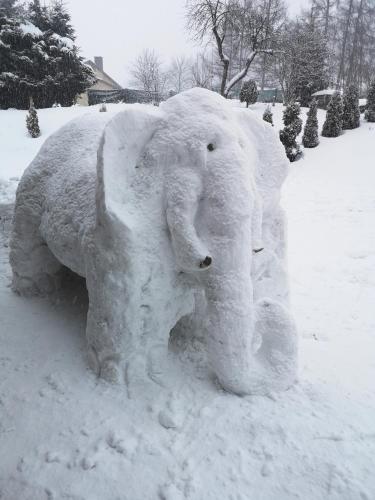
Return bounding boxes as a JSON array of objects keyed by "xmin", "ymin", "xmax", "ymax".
[
  {"xmin": 359, "ymin": 98, "xmax": 367, "ymax": 105},
  {"xmin": 19, "ymin": 22, "xmax": 42, "ymax": 37},
  {"xmin": 311, "ymin": 89, "xmax": 341, "ymax": 97}
]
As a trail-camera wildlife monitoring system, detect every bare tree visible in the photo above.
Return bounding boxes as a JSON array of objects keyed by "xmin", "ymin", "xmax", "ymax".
[
  {"xmin": 168, "ymin": 55, "xmax": 191, "ymax": 93},
  {"xmin": 186, "ymin": 0, "xmax": 285, "ymax": 98},
  {"xmin": 130, "ymin": 49, "xmax": 167, "ymax": 98},
  {"xmin": 190, "ymin": 51, "xmax": 215, "ymax": 88}
]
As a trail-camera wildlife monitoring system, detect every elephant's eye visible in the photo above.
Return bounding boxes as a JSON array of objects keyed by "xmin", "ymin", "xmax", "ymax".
[{"xmin": 207, "ymin": 143, "xmax": 215, "ymax": 152}]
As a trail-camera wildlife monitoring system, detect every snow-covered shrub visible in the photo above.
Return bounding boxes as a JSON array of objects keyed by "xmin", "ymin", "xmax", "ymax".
[
  {"xmin": 322, "ymin": 92, "xmax": 343, "ymax": 137},
  {"xmin": 342, "ymin": 85, "xmax": 360, "ymax": 130},
  {"xmin": 26, "ymin": 102, "xmax": 41, "ymax": 138},
  {"xmin": 365, "ymin": 80, "xmax": 375, "ymax": 122},
  {"xmin": 10, "ymin": 88, "xmax": 297, "ymax": 396},
  {"xmin": 263, "ymin": 105, "xmax": 273, "ymax": 126},
  {"xmin": 279, "ymin": 101, "xmax": 302, "ymax": 162},
  {"xmin": 302, "ymin": 98, "xmax": 319, "ymax": 148},
  {"xmin": 240, "ymin": 80, "xmax": 258, "ymax": 108},
  {"xmin": 99, "ymin": 103, "xmax": 107, "ymax": 112}
]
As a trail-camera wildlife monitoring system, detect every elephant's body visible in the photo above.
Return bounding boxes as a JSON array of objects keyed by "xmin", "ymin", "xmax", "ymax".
[{"xmin": 10, "ymin": 89, "xmax": 298, "ymax": 395}]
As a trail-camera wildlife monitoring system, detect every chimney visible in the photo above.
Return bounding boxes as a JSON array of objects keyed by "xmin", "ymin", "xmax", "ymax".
[{"xmin": 94, "ymin": 56, "xmax": 103, "ymax": 72}]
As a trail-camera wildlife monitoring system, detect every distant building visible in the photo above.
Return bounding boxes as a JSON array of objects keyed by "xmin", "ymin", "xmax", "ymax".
[
  {"xmin": 77, "ymin": 56, "xmax": 122, "ymax": 106},
  {"xmin": 311, "ymin": 89, "xmax": 341, "ymax": 109},
  {"xmin": 77, "ymin": 56, "xmax": 163, "ymax": 106},
  {"xmin": 256, "ymin": 88, "xmax": 283, "ymax": 103}
]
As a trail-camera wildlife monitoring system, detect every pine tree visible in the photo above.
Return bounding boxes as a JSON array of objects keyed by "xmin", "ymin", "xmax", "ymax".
[
  {"xmin": 0, "ymin": 0, "xmax": 24, "ymax": 18},
  {"xmin": 48, "ymin": 0, "xmax": 75, "ymax": 38},
  {"xmin": 279, "ymin": 101, "xmax": 302, "ymax": 162},
  {"xmin": 263, "ymin": 105, "xmax": 273, "ymax": 126},
  {"xmin": 365, "ymin": 80, "xmax": 375, "ymax": 123},
  {"xmin": 240, "ymin": 80, "xmax": 258, "ymax": 108},
  {"xmin": 322, "ymin": 92, "xmax": 343, "ymax": 137},
  {"xmin": 0, "ymin": 0, "xmax": 95, "ymax": 109},
  {"xmin": 26, "ymin": 100, "xmax": 41, "ymax": 138},
  {"xmin": 28, "ymin": 0, "xmax": 49, "ymax": 31},
  {"xmin": 342, "ymin": 85, "xmax": 360, "ymax": 130},
  {"xmin": 302, "ymin": 98, "xmax": 319, "ymax": 148}
]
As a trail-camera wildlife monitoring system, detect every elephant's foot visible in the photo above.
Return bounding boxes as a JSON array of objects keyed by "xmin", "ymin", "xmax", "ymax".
[{"xmin": 87, "ymin": 343, "xmax": 174, "ymax": 395}]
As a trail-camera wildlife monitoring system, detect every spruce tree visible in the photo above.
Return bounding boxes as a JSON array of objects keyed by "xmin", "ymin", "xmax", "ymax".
[
  {"xmin": 302, "ymin": 98, "xmax": 319, "ymax": 148},
  {"xmin": 240, "ymin": 80, "xmax": 258, "ymax": 108},
  {"xmin": 322, "ymin": 92, "xmax": 343, "ymax": 137},
  {"xmin": 342, "ymin": 85, "xmax": 360, "ymax": 130},
  {"xmin": 279, "ymin": 101, "xmax": 302, "ymax": 162},
  {"xmin": 48, "ymin": 0, "xmax": 74, "ymax": 38},
  {"xmin": 0, "ymin": 0, "xmax": 95, "ymax": 109},
  {"xmin": 263, "ymin": 105, "xmax": 273, "ymax": 126},
  {"xmin": 365, "ymin": 80, "xmax": 375, "ymax": 123},
  {"xmin": 26, "ymin": 100, "xmax": 41, "ymax": 138}
]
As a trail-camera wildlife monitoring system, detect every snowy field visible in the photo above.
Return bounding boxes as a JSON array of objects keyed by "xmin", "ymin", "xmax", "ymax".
[{"xmin": 0, "ymin": 102, "xmax": 374, "ymax": 499}]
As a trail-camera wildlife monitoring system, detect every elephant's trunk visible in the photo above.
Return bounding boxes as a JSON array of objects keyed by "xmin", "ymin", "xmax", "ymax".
[{"xmin": 204, "ymin": 245, "xmax": 298, "ymax": 396}]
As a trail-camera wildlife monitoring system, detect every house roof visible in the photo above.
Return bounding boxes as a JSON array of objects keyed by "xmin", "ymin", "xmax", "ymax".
[
  {"xmin": 311, "ymin": 89, "xmax": 341, "ymax": 97},
  {"xmin": 86, "ymin": 60, "xmax": 122, "ymax": 90}
]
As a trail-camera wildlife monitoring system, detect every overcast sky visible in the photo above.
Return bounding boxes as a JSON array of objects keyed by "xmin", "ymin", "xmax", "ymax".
[{"xmin": 63, "ymin": 0, "xmax": 308, "ymax": 87}]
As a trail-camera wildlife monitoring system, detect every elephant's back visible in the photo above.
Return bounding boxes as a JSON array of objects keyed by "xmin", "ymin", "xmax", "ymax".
[{"xmin": 20, "ymin": 113, "xmax": 114, "ymax": 276}]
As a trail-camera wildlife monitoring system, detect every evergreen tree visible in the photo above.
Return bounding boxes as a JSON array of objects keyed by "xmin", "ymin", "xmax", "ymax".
[
  {"xmin": 342, "ymin": 85, "xmax": 360, "ymax": 130},
  {"xmin": 263, "ymin": 105, "xmax": 273, "ymax": 126},
  {"xmin": 48, "ymin": 0, "xmax": 75, "ymax": 38},
  {"xmin": 28, "ymin": 0, "xmax": 49, "ymax": 31},
  {"xmin": 322, "ymin": 92, "xmax": 343, "ymax": 137},
  {"xmin": 0, "ymin": 0, "xmax": 24, "ymax": 18},
  {"xmin": 302, "ymin": 98, "xmax": 319, "ymax": 148},
  {"xmin": 240, "ymin": 80, "xmax": 258, "ymax": 108},
  {"xmin": 365, "ymin": 80, "xmax": 375, "ymax": 123},
  {"xmin": 0, "ymin": 10, "xmax": 43, "ymax": 109},
  {"xmin": 279, "ymin": 101, "xmax": 302, "ymax": 162},
  {"xmin": 0, "ymin": 0, "xmax": 95, "ymax": 109},
  {"xmin": 26, "ymin": 100, "xmax": 41, "ymax": 137}
]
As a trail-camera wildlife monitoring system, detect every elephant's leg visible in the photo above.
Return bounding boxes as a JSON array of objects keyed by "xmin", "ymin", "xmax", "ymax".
[
  {"xmin": 10, "ymin": 201, "xmax": 62, "ymax": 296},
  {"xmin": 85, "ymin": 264, "xmax": 171, "ymax": 389}
]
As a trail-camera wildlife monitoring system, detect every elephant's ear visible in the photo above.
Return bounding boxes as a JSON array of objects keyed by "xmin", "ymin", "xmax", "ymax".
[
  {"xmin": 234, "ymin": 108, "xmax": 288, "ymax": 202},
  {"xmin": 96, "ymin": 106, "xmax": 165, "ymax": 223}
]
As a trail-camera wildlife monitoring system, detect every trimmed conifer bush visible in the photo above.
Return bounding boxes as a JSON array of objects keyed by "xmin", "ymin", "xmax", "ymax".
[
  {"xmin": 26, "ymin": 101, "xmax": 41, "ymax": 138},
  {"xmin": 365, "ymin": 80, "xmax": 375, "ymax": 122},
  {"xmin": 302, "ymin": 98, "xmax": 319, "ymax": 148},
  {"xmin": 263, "ymin": 105, "xmax": 273, "ymax": 126},
  {"xmin": 322, "ymin": 92, "xmax": 343, "ymax": 137},
  {"xmin": 279, "ymin": 101, "xmax": 302, "ymax": 162},
  {"xmin": 240, "ymin": 80, "xmax": 258, "ymax": 108},
  {"xmin": 342, "ymin": 85, "xmax": 360, "ymax": 130}
]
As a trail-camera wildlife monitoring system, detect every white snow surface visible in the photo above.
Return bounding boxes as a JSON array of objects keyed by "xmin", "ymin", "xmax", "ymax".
[
  {"xmin": 0, "ymin": 100, "xmax": 375, "ymax": 499},
  {"xmin": 9, "ymin": 88, "xmax": 297, "ymax": 396},
  {"xmin": 19, "ymin": 21, "xmax": 43, "ymax": 37}
]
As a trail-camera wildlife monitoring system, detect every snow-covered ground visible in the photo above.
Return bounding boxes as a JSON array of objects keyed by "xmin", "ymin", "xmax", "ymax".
[{"xmin": 0, "ymin": 102, "xmax": 374, "ymax": 500}]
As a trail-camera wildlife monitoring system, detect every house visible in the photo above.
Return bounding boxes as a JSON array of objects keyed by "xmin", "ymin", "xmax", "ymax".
[
  {"xmin": 311, "ymin": 89, "xmax": 367, "ymax": 112},
  {"xmin": 257, "ymin": 88, "xmax": 283, "ymax": 103},
  {"xmin": 311, "ymin": 89, "xmax": 341, "ymax": 109},
  {"xmin": 77, "ymin": 56, "xmax": 122, "ymax": 106}
]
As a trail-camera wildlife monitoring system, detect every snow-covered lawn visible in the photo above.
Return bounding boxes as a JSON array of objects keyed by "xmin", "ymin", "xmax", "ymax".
[{"xmin": 0, "ymin": 102, "xmax": 374, "ymax": 499}]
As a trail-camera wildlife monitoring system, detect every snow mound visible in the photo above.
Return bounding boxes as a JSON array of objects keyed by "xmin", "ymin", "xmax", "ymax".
[{"xmin": 10, "ymin": 88, "xmax": 297, "ymax": 396}]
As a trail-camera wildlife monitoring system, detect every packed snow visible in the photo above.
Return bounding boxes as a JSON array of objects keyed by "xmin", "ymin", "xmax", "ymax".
[
  {"xmin": 9, "ymin": 89, "xmax": 297, "ymax": 396},
  {"xmin": 0, "ymin": 98, "xmax": 374, "ymax": 499}
]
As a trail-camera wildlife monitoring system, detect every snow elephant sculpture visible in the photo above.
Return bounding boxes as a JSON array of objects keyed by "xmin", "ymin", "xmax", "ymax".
[{"xmin": 10, "ymin": 88, "xmax": 298, "ymax": 395}]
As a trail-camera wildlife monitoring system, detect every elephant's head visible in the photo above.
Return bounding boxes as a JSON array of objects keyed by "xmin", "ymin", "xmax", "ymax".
[{"xmin": 96, "ymin": 88, "xmax": 297, "ymax": 396}]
